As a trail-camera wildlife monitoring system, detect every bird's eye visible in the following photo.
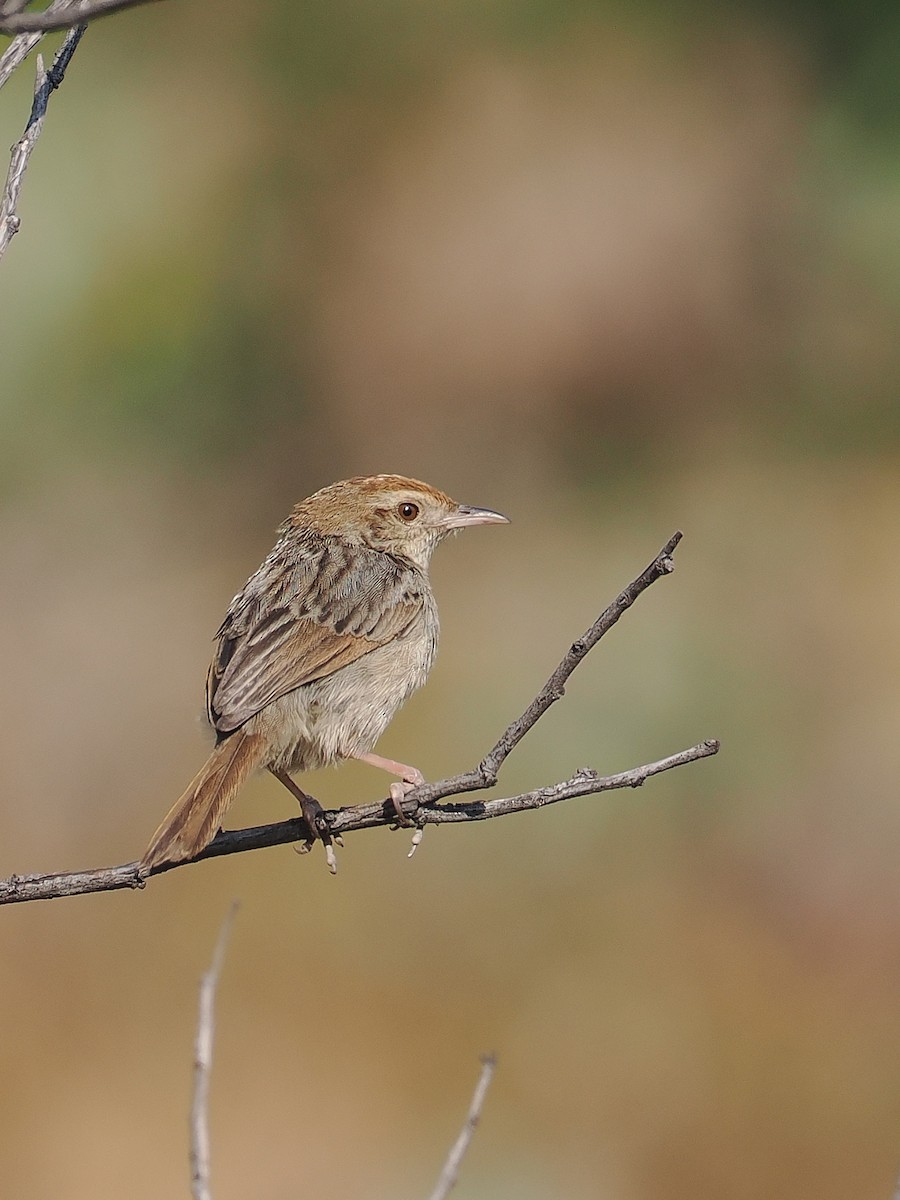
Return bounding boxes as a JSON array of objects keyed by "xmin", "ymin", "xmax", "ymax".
[{"xmin": 397, "ymin": 502, "xmax": 420, "ymax": 521}]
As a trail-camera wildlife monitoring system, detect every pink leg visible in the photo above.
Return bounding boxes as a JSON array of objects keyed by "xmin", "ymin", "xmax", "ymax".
[{"xmin": 353, "ymin": 752, "xmax": 425, "ymax": 825}]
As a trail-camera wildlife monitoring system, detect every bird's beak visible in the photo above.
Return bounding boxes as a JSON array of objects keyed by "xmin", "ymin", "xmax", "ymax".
[{"xmin": 441, "ymin": 504, "xmax": 510, "ymax": 530}]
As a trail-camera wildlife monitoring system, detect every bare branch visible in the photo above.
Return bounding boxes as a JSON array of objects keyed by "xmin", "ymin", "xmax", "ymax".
[
  {"xmin": 0, "ymin": 30, "xmax": 43, "ymax": 91},
  {"xmin": 0, "ymin": 0, "xmax": 162, "ymax": 35},
  {"xmin": 427, "ymin": 1054, "xmax": 496, "ymax": 1200},
  {"xmin": 191, "ymin": 903, "xmax": 238, "ymax": 1200},
  {"xmin": 0, "ymin": 531, "xmax": 721, "ymax": 905},
  {"xmin": 0, "ymin": 21, "xmax": 85, "ymax": 262},
  {"xmin": 408, "ymin": 530, "xmax": 684, "ymax": 806},
  {"xmin": 0, "ymin": 0, "xmax": 70, "ymax": 93},
  {"xmin": 0, "ymin": 739, "xmax": 719, "ymax": 904}
]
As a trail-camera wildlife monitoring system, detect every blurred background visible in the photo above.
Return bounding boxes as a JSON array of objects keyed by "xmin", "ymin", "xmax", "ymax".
[{"xmin": 1, "ymin": 0, "xmax": 899, "ymax": 1196}]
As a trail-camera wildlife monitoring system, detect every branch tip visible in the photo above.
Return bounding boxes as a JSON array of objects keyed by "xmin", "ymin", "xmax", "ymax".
[
  {"xmin": 427, "ymin": 1054, "xmax": 497, "ymax": 1200},
  {"xmin": 1, "ymin": 20, "xmax": 86, "ymax": 263}
]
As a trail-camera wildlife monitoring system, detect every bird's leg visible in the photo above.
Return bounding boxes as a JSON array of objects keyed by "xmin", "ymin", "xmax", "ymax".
[
  {"xmin": 353, "ymin": 752, "xmax": 425, "ymax": 827},
  {"xmin": 268, "ymin": 768, "xmax": 339, "ymax": 874}
]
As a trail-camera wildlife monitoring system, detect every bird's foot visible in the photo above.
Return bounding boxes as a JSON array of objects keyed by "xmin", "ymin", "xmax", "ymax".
[
  {"xmin": 351, "ymin": 752, "xmax": 429, "ymax": 853},
  {"xmin": 389, "ymin": 778, "xmax": 423, "ymax": 827},
  {"xmin": 292, "ymin": 797, "xmax": 341, "ymax": 874},
  {"xmin": 353, "ymin": 753, "xmax": 425, "ymax": 826},
  {"xmin": 271, "ymin": 768, "xmax": 340, "ymax": 875},
  {"xmin": 387, "ymin": 780, "xmax": 429, "ymax": 856}
]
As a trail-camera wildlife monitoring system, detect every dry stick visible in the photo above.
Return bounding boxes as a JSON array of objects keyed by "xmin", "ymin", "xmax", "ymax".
[
  {"xmin": 411, "ymin": 529, "xmax": 684, "ymax": 807},
  {"xmin": 0, "ymin": 531, "xmax": 721, "ymax": 905},
  {"xmin": 0, "ymin": 28, "xmax": 44, "ymax": 90},
  {"xmin": 427, "ymin": 1055, "xmax": 496, "ymax": 1200},
  {"xmin": 0, "ymin": 0, "xmax": 43, "ymax": 23},
  {"xmin": 0, "ymin": 0, "xmax": 70, "ymax": 93},
  {"xmin": 191, "ymin": 902, "xmax": 239, "ymax": 1200},
  {"xmin": 0, "ymin": 0, "xmax": 162, "ymax": 35},
  {"xmin": 0, "ymin": 0, "xmax": 152, "ymax": 90},
  {"xmin": 0, "ymin": 22, "xmax": 85, "ymax": 263}
]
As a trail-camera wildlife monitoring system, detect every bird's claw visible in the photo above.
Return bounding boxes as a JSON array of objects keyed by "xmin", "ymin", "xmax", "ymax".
[
  {"xmin": 323, "ymin": 842, "xmax": 338, "ymax": 874},
  {"xmin": 390, "ymin": 779, "xmax": 418, "ymax": 827},
  {"xmin": 407, "ymin": 824, "xmax": 425, "ymax": 858},
  {"xmin": 293, "ymin": 830, "xmax": 338, "ymax": 873},
  {"xmin": 276, "ymin": 777, "xmax": 340, "ymax": 873}
]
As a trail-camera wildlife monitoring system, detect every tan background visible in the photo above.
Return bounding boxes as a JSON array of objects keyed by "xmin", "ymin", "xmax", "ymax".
[{"xmin": 2, "ymin": 1, "xmax": 900, "ymax": 1196}]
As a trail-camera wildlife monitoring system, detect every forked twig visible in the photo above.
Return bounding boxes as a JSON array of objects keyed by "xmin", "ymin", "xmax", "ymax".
[
  {"xmin": 0, "ymin": 531, "xmax": 720, "ymax": 904},
  {"xmin": 0, "ymin": 1, "xmax": 74, "ymax": 93}
]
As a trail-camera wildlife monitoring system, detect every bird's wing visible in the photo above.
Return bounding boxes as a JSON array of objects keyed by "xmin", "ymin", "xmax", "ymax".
[{"xmin": 207, "ymin": 533, "xmax": 425, "ymax": 735}]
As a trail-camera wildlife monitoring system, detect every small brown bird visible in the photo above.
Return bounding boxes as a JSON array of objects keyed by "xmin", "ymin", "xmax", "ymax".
[{"xmin": 141, "ymin": 475, "xmax": 508, "ymax": 870}]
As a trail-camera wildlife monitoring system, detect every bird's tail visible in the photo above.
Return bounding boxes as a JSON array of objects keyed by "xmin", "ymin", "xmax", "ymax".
[{"xmin": 141, "ymin": 729, "xmax": 266, "ymax": 869}]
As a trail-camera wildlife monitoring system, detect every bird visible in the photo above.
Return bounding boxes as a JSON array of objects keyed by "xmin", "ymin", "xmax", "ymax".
[{"xmin": 140, "ymin": 474, "xmax": 508, "ymax": 871}]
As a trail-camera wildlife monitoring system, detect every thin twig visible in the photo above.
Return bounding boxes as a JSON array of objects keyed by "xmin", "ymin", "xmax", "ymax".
[
  {"xmin": 409, "ymin": 530, "xmax": 683, "ymax": 807},
  {"xmin": 0, "ymin": 532, "xmax": 721, "ymax": 904},
  {"xmin": 0, "ymin": 0, "xmax": 162, "ymax": 35},
  {"xmin": 427, "ymin": 1054, "xmax": 496, "ymax": 1200},
  {"xmin": 0, "ymin": 21, "xmax": 86, "ymax": 263},
  {"xmin": 191, "ymin": 902, "xmax": 239, "ymax": 1200},
  {"xmin": 0, "ymin": 0, "xmax": 70, "ymax": 93},
  {"xmin": 0, "ymin": 30, "xmax": 43, "ymax": 91}
]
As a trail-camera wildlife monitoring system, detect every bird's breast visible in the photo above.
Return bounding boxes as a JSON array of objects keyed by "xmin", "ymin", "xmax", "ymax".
[{"xmin": 257, "ymin": 602, "xmax": 439, "ymax": 773}]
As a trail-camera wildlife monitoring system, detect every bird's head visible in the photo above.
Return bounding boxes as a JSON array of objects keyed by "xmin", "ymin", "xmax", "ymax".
[{"xmin": 291, "ymin": 474, "xmax": 508, "ymax": 569}]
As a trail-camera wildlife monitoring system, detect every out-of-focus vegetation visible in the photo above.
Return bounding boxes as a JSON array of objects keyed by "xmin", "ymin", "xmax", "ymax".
[{"xmin": 1, "ymin": 2, "xmax": 899, "ymax": 1197}]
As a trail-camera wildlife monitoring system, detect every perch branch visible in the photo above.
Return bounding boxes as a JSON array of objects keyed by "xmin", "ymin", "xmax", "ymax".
[
  {"xmin": 0, "ymin": 21, "xmax": 85, "ymax": 263},
  {"xmin": 427, "ymin": 1054, "xmax": 496, "ymax": 1200},
  {"xmin": 0, "ymin": 531, "xmax": 720, "ymax": 905},
  {"xmin": 191, "ymin": 902, "xmax": 238, "ymax": 1200},
  {"xmin": 0, "ymin": 740, "xmax": 719, "ymax": 904},
  {"xmin": 0, "ymin": 0, "xmax": 162, "ymax": 35}
]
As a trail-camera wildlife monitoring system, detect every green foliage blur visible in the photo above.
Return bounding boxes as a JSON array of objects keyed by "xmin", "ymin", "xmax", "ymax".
[{"xmin": 1, "ymin": 2, "xmax": 899, "ymax": 1198}]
